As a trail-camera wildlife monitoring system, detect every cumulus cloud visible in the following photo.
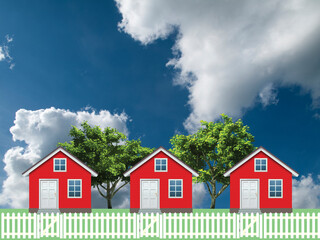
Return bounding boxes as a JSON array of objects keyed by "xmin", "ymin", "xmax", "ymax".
[
  {"xmin": 293, "ymin": 174, "xmax": 320, "ymax": 208},
  {"xmin": 0, "ymin": 107, "xmax": 129, "ymax": 208},
  {"xmin": 116, "ymin": 0, "xmax": 320, "ymax": 132}
]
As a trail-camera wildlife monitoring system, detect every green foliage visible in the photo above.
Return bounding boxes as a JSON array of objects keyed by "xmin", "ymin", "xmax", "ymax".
[
  {"xmin": 59, "ymin": 121, "xmax": 154, "ymax": 208},
  {"xmin": 170, "ymin": 114, "xmax": 255, "ymax": 208}
]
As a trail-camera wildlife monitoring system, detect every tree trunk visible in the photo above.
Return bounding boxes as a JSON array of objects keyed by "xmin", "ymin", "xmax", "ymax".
[
  {"xmin": 210, "ymin": 180, "xmax": 216, "ymax": 209},
  {"xmin": 107, "ymin": 197, "xmax": 112, "ymax": 209},
  {"xmin": 106, "ymin": 181, "xmax": 112, "ymax": 209},
  {"xmin": 210, "ymin": 196, "xmax": 216, "ymax": 209}
]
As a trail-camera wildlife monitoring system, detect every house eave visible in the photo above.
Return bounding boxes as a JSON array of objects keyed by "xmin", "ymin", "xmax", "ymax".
[
  {"xmin": 123, "ymin": 146, "xmax": 199, "ymax": 177},
  {"xmin": 223, "ymin": 147, "xmax": 299, "ymax": 177},
  {"xmin": 22, "ymin": 147, "xmax": 98, "ymax": 177}
]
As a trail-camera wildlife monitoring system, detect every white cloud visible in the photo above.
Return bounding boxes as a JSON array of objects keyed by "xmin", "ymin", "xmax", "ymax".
[
  {"xmin": 116, "ymin": 0, "xmax": 320, "ymax": 132},
  {"xmin": 293, "ymin": 174, "xmax": 320, "ymax": 208},
  {"xmin": 0, "ymin": 47, "xmax": 4, "ymax": 61},
  {"xmin": 0, "ymin": 107, "xmax": 129, "ymax": 208},
  {"xmin": 0, "ymin": 34, "xmax": 14, "ymax": 68},
  {"xmin": 5, "ymin": 34, "xmax": 13, "ymax": 43},
  {"xmin": 259, "ymin": 83, "xmax": 279, "ymax": 107},
  {"xmin": 192, "ymin": 183, "xmax": 206, "ymax": 208}
]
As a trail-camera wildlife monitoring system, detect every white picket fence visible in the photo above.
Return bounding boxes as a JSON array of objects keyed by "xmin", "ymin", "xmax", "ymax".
[{"xmin": 1, "ymin": 211, "xmax": 320, "ymax": 239}]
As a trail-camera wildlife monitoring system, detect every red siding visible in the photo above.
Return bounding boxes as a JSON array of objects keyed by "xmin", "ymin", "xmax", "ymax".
[
  {"xmin": 130, "ymin": 151, "xmax": 193, "ymax": 209},
  {"xmin": 29, "ymin": 151, "xmax": 92, "ymax": 209},
  {"xmin": 230, "ymin": 151, "xmax": 292, "ymax": 209}
]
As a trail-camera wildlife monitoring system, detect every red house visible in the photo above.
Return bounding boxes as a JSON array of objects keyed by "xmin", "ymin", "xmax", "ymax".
[
  {"xmin": 223, "ymin": 146, "xmax": 299, "ymax": 213},
  {"xmin": 22, "ymin": 147, "xmax": 98, "ymax": 213},
  {"xmin": 123, "ymin": 147, "xmax": 199, "ymax": 213}
]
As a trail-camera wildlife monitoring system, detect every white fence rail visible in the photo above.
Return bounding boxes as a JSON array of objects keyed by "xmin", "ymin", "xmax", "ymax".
[{"xmin": 1, "ymin": 212, "xmax": 320, "ymax": 239}]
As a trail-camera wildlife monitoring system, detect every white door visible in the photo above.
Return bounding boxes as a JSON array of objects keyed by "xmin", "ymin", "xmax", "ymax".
[
  {"xmin": 141, "ymin": 180, "xmax": 159, "ymax": 209},
  {"xmin": 40, "ymin": 180, "xmax": 58, "ymax": 209},
  {"xmin": 241, "ymin": 180, "xmax": 258, "ymax": 209}
]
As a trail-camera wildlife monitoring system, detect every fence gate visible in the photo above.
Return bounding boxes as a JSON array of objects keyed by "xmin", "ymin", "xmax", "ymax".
[
  {"xmin": 139, "ymin": 213, "xmax": 160, "ymax": 238},
  {"xmin": 38, "ymin": 213, "xmax": 61, "ymax": 238},
  {"xmin": 237, "ymin": 213, "xmax": 261, "ymax": 238}
]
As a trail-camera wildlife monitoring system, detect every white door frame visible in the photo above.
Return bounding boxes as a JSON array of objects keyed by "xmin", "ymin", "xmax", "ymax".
[
  {"xmin": 240, "ymin": 179, "xmax": 259, "ymax": 209},
  {"xmin": 39, "ymin": 179, "xmax": 59, "ymax": 209},
  {"xmin": 140, "ymin": 179, "xmax": 160, "ymax": 209}
]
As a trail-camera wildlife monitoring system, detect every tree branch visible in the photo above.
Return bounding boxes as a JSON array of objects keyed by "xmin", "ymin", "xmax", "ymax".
[
  {"xmin": 99, "ymin": 184, "xmax": 108, "ymax": 191},
  {"xmin": 205, "ymin": 181, "xmax": 213, "ymax": 196},
  {"xmin": 203, "ymin": 153, "xmax": 215, "ymax": 176},
  {"xmin": 215, "ymin": 184, "xmax": 229, "ymax": 198},
  {"xmin": 112, "ymin": 181, "xmax": 129, "ymax": 197},
  {"xmin": 97, "ymin": 185, "xmax": 107, "ymax": 199},
  {"xmin": 110, "ymin": 178, "xmax": 120, "ymax": 194}
]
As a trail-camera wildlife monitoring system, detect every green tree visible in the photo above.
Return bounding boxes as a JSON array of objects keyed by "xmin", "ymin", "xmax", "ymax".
[
  {"xmin": 170, "ymin": 114, "xmax": 255, "ymax": 208},
  {"xmin": 59, "ymin": 122, "xmax": 153, "ymax": 209}
]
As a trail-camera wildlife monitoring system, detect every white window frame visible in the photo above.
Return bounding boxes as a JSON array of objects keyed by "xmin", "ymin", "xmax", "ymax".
[
  {"xmin": 168, "ymin": 179, "xmax": 183, "ymax": 198},
  {"xmin": 53, "ymin": 158, "xmax": 67, "ymax": 172},
  {"xmin": 254, "ymin": 158, "xmax": 267, "ymax": 172},
  {"xmin": 68, "ymin": 179, "xmax": 82, "ymax": 198},
  {"xmin": 268, "ymin": 179, "xmax": 283, "ymax": 198},
  {"xmin": 154, "ymin": 158, "xmax": 168, "ymax": 172}
]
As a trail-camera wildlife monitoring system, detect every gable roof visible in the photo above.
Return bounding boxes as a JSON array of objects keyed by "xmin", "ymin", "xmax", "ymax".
[
  {"xmin": 123, "ymin": 146, "xmax": 199, "ymax": 177},
  {"xmin": 223, "ymin": 146, "xmax": 299, "ymax": 177},
  {"xmin": 22, "ymin": 147, "xmax": 98, "ymax": 177}
]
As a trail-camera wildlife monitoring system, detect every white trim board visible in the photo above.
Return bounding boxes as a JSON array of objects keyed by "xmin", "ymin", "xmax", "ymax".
[
  {"xmin": 22, "ymin": 147, "xmax": 98, "ymax": 177},
  {"xmin": 123, "ymin": 147, "xmax": 199, "ymax": 177},
  {"xmin": 223, "ymin": 147, "xmax": 299, "ymax": 177}
]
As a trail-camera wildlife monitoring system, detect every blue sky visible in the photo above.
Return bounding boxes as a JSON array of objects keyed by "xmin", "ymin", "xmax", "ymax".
[{"xmin": 0, "ymin": 0, "xmax": 320, "ymax": 209}]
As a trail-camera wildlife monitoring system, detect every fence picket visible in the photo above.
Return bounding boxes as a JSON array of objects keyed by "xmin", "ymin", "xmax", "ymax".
[
  {"xmin": 157, "ymin": 213, "xmax": 160, "ymax": 238},
  {"xmin": 222, "ymin": 213, "xmax": 225, "ymax": 239},
  {"xmin": 217, "ymin": 212, "xmax": 220, "ymax": 239},
  {"xmin": 1, "ymin": 213, "xmax": 3, "ymax": 239},
  {"xmin": 200, "ymin": 212, "xmax": 203, "ymax": 239},
  {"xmin": 122, "ymin": 213, "xmax": 126, "ymax": 239},
  {"xmin": 312, "ymin": 212, "xmax": 315, "ymax": 238},
  {"xmin": 60, "ymin": 213, "xmax": 63, "ymax": 239},
  {"xmin": 307, "ymin": 212, "xmax": 310, "ymax": 239},
  {"xmin": 137, "ymin": 213, "xmax": 140, "ymax": 239},
  {"xmin": 22, "ymin": 212, "xmax": 26, "ymax": 239},
  {"xmin": 302, "ymin": 213, "xmax": 305, "ymax": 238},
  {"xmin": 28, "ymin": 213, "xmax": 32, "ymax": 239},
  {"xmin": 179, "ymin": 213, "xmax": 183, "ymax": 239},
  {"xmin": 117, "ymin": 212, "xmax": 121, "ymax": 238},
  {"xmin": 212, "ymin": 212, "xmax": 216, "ymax": 238},
  {"xmin": 152, "ymin": 213, "xmax": 155, "ymax": 238},
  {"xmin": 317, "ymin": 212, "xmax": 320, "ymax": 238},
  {"xmin": 296, "ymin": 212, "xmax": 299, "ymax": 238},
  {"xmin": 111, "ymin": 212, "xmax": 115, "ymax": 238},
  {"xmin": 279, "ymin": 212, "xmax": 282, "ymax": 239},
  {"xmin": 206, "ymin": 213, "xmax": 209, "ymax": 239},
  {"xmin": 291, "ymin": 212, "xmax": 294, "ymax": 239},
  {"xmin": 184, "ymin": 213, "xmax": 188, "ymax": 239},
  {"xmin": 259, "ymin": 213, "xmax": 262, "ymax": 239},
  {"xmin": 167, "ymin": 213, "xmax": 170, "ymax": 238}
]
